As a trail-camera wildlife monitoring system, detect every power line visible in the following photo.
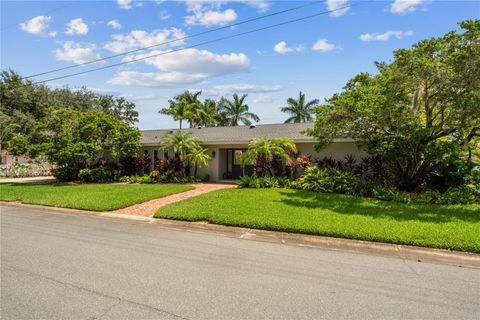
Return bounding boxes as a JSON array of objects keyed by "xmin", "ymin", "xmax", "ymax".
[
  {"xmin": 25, "ymin": 1, "xmax": 324, "ymax": 79},
  {"xmin": 33, "ymin": 2, "xmax": 366, "ymax": 85}
]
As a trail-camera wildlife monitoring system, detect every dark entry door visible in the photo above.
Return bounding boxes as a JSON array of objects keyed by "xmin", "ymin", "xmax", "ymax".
[{"xmin": 226, "ymin": 149, "xmax": 252, "ymax": 179}]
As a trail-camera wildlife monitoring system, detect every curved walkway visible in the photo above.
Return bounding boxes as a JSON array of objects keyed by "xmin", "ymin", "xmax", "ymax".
[{"xmin": 111, "ymin": 183, "xmax": 236, "ymax": 217}]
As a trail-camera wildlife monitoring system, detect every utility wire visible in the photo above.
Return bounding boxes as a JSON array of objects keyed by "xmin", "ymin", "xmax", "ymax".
[
  {"xmin": 33, "ymin": 2, "xmax": 366, "ymax": 85},
  {"xmin": 25, "ymin": 1, "xmax": 324, "ymax": 78}
]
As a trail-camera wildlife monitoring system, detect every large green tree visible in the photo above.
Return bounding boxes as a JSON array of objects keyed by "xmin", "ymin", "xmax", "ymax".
[
  {"xmin": 308, "ymin": 20, "xmax": 480, "ymax": 190},
  {"xmin": 25, "ymin": 109, "xmax": 140, "ymax": 180},
  {"xmin": 281, "ymin": 91, "xmax": 319, "ymax": 123},
  {"xmin": 219, "ymin": 93, "xmax": 260, "ymax": 126}
]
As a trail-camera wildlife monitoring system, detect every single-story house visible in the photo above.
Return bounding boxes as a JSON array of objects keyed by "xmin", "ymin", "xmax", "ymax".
[{"xmin": 140, "ymin": 122, "xmax": 366, "ymax": 181}]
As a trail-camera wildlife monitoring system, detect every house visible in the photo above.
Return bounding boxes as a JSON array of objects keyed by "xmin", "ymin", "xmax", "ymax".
[{"xmin": 140, "ymin": 122, "xmax": 366, "ymax": 181}]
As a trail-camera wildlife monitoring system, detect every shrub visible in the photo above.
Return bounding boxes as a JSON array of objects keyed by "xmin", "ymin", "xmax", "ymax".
[
  {"xmin": 52, "ymin": 166, "xmax": 78, "ymax": 182},
  {"xmin": 119, "ymin": 175, "xmax": 155, "ymax": 183},
  {"xmin": 294, "ymin": 166, "xmax": 360, "ymax": 194},
  {"xmin": 238, "ymin": 175, "xmax": 259, "ymax": 188},
  {"xmin": 78, "ymin": 167, "xmax": 122, "ymax": 183},
  {"xmin": 238, "ymin": 175, "xmax": 291, "ymax": 189},
  {"xmin": 423, "ymin": 187, "xmax": 479, "ymax": 205},
  {"xmin": 258, "ymin": 176, "xmax": 280, "ymax": 188}
]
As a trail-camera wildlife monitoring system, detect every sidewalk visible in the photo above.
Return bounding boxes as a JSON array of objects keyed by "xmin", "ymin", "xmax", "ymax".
[{"xmin": 0, "ymin": 176, "xmax": 56, "ymax": 184}]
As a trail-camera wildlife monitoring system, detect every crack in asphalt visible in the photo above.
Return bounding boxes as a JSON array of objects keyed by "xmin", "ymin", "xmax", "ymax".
[{"xmin": 4, "ymin": 265, "xmax": 190, "ymax": 320}]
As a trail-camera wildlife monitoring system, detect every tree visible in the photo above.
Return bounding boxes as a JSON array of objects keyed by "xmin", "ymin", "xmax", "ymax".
[
  {"xmin": 219, "ymin": 93, "xmax": 260, "ymax": 126},
  {"xmin": 241, "ymin": 138, "xmax": 297, "ymax": 177},
  {"xmin": 159, "ymin": 90, "xmax": 202, "ymax": 129},
  {"xmin": 158, "ymin": 131, "xmax": 201, "ymax": 175},
  {"xmin": 308, "ymin": 20, "xmax": 480, "ymax": 190},
  {"xmin": 186, "ymin": 147, "xmax": 211, "ymax": 177},
  {"xmin": 281, "ymin": 91, "xmax": 319, "ymax": 123},
  {"xmin": 26, "ymin": 109, "xmax": 140, "ymax": 181}
]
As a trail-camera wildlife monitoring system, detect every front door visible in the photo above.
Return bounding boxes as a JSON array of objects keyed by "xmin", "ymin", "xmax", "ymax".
[{"xmin": 226, "ymin": 149, "xmax": 252, "ymax": 179}]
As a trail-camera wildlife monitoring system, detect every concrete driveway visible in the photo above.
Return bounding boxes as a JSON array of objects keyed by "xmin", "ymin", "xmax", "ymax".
[{"xmin": 1, "ymin": 205, "xmax": 479, "ymax": 319}]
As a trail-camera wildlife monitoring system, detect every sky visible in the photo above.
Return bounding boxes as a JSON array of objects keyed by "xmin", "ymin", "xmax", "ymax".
[{"xmin": 1, "ymin": 0, "xmax": 479, "ymax": 129}]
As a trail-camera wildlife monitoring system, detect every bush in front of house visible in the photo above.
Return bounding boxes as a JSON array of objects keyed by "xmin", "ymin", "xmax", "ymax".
[
  {"xmin": 118, "ymin": 171, "xmax": 209, "ymax": 184},
  {"xmin": 78, "ymin": 167, "xmax": 123, "ymax": 183},
  {"xmin": 238, "ymin": 175, "xmax": 290, "ymax": 189}
]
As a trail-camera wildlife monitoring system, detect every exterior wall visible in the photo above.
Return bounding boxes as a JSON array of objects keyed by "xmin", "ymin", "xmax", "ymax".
[{"xmin": 140, "ymin": 141, "xmax": 366, "ymax": 181}]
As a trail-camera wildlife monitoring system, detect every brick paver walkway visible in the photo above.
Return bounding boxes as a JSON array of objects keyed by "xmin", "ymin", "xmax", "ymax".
[{"xmin": 111, "ymin": 183, "xmax": 236, "ymax": 217}]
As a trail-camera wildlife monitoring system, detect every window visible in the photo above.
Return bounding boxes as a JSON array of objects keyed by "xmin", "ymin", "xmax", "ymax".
[
  {"xmin": 234, "ymin": 150, "xmax": 243, "ymax": 165},
  {"xmin": 154, "ymin": 150, "xmax": 158, "ymax": 163}
]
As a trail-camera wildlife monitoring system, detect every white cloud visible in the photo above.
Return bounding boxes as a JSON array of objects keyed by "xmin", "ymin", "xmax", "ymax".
[
  {"xmin": 390, "ymin": 0, "xmax": 430, "ymax": 14},
  {"xmin": 253, "ymin": 95, "xmax": 277, "ymax": 103},
  {"xmin": 110, "ymin": 48, "xmax": 251, "ymax": 87},
  {"xmin": 104, "ymin": 28, "xmax": 186, "ymax": 53},
  {"xmin": 109, "ymin": 71, "xmax": 206, "ymax": 87},
  {"xmin": 360, "ymin": 30, "xmax": 413, "ymax": 42},
  {"xmin": 107, "ymin": 20, "xmax": 122, "ymax": 30},
  {"xmin": 185, "ymin": 8, "xmax": 237, "ymax": 26},
  {"xmin": 125, "ymin": 48, "xmax": 250, "ymax": 75},
  {"xmin": 312, "ymin": 39, "xmax": 336, "ymax": 52},
  {"xmin": 205, "ymin": 83, "xmax": 282, "ymax": 96},
  {"xmin": 273, "ymin": 41, "xmax": 304, "ymax": 54},
  {"xmin": 19, "ymin": 16, "xmax": 51, "ymax": 34},
  {"xmin": 326, "ymin": 0, "xmax": 350, "ymax": 17},
  {"xmin": 117, "ymin": 0, "xmax": 132, "ymax": 9},
  {"xmin": 65, "ymin": 18, "xmax": 89, "ymax": 35},
  {"xmin": 48, "ymin": 31, "xmax": 57, "ymax": 37},
  {"xmin": 54, "ymin": 41, "xmax": 102, "ymax": 64}
]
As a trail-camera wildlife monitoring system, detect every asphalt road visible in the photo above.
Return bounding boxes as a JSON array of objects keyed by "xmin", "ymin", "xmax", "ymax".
[{"xmin": 1, "ymin": 205, "xmax": 479, "ymax": 320}]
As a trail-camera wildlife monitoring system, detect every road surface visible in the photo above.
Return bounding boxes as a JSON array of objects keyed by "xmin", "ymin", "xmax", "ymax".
[{"xmin": 1, "ymin": 205, "xmax": 479, "ymax": 319}]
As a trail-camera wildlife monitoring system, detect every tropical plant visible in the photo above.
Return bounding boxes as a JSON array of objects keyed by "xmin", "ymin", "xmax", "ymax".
[
  {"xmin": 158, "ymin": 131, "xmax": 201, "ymax": 175},
  {"xmin": 241, "ymin": 138, "xmax": 297, "ymax": 177},
  {"xmin": 186, "ymin": 147, "xmax": 211, "ymax": 177},
  {"xmin": 218, "ymin": 93, "xmax": 260, "ymax": 126},
  {"xmin": 281, "ymin": 91, "xmax": 319, "ymax": 123},
  {"xmin": 195, "ymin": 99, "xmax": 218, "ymax": 127}
]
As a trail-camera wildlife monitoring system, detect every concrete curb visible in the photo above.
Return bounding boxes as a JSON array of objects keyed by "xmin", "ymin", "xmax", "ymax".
[{"xmin": 2, "ymin": 201, "xmax": 479, "ymax": 268}]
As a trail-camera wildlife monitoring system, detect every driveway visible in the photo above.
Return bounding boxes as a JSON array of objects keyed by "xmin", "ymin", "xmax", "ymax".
[{"xmin": 1, "ymin": 205, "xmax": 479, "ymax": 319}]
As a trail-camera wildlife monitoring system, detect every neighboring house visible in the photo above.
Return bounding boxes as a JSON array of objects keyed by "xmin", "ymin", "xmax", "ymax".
[
  {"xmin": 0, "ymin": 150, "xmax": 30, "ymax": 166},
  {"xmin": 140, "ymin": 122, "xmax": 366, "ymax": 181}
]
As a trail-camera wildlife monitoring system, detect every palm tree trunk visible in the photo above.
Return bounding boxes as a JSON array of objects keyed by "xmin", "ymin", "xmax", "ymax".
[{"xmin": 179, "ymin": 120, "xmax": 182, "ymax": 129}]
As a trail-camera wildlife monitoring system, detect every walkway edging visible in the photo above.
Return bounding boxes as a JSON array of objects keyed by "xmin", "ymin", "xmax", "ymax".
[{"xmin": 2, "ymin": 201, "xmax": 479, "ymax": 269}]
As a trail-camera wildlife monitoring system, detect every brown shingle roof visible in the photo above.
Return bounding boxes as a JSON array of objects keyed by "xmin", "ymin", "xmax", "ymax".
[{"xmin": 140, "ymin": 122, "xmax": 316, "ymax": 145}]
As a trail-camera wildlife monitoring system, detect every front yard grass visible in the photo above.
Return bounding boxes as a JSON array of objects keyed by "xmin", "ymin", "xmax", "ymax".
[
  {"xmin": 154, "ymin": 188, "xmax": 480, "ymax": 253},
  {"xmin": 0, "ymin": 183, "xmax": 193, "ymax": 211}
]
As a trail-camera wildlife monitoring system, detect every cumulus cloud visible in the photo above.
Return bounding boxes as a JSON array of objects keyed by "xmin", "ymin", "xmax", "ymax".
[
  {"xmin": 19, "ymin": 16, "xmax": 51, "ymax": 34},
  {"xmin": 48, "ymin": 31, "xmax": 57, "ymax": 37},
  {"xmin": 273, "ymin": 41, "xmax": 304, "ymax": 54},
  {"xmin": 311, "ymin": 39, "xmax": 336, "ymax": 52},
  {"xmin": 110, "ymin": 48, "xmax": 251, "ymax": 87},
  {"xmin": 326, "ymin": 0, "xmax": 350, "ymax": 17},
  {"xmin": 54, "ymin": 41, "xmax": 101, "ymax": 64},
  {"xmin": 360, "ymin": 30, "xmax": 413, "ymax": 42},
  {"xmin": 160, "ymin": 11, "xmax": 171, "ymax": 20},
  {"xmin": 107, "ymin": 20, "xmax": 122, "ymax": 30},
  {"xmin": 185, "ymin": 8, "xmax": 237, "ymax": 26},
  {"xmin": 117, "ymin": 0, "xmax": 132, "ymax": 9},
  {"xmin": 390, "ymin": 0, "xmax": 430, "ymax": 14},
  {"xmin": 104, "ymin": 28, "xmax": 186, "ymax": 53},
  {"xmin": 65, "ymin": 18, "xmax": 89, "ymax": 35},
  {"xmin": 204, "ymin": 83, "xmax": 282, "ymax": 96}
]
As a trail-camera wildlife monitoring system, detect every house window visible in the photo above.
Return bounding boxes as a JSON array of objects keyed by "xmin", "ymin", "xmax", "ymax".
[
  {"xmin": 143, "ymin": 150, "xmax": 149, "ymax": 156},
  {"xmin": 154, "ymin": 150, "xmax": 158, "ymax": 163},
  {"xmin": 234, "ymin": 150, "xmax": 243, "ymax": 165}
]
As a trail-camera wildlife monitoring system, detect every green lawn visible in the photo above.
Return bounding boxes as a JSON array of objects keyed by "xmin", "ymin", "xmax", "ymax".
[
  {"xmin": 0, "ymin": 183, "xmax": 193, "ymax": 211},
  {"xmin": 155, "ymin": 188, "xmax": 480, "ymax": 253}
]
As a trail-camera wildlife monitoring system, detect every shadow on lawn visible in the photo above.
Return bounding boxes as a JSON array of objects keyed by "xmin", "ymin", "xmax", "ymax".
[{"xmin": 277, "ymin": 189, "xmax": 480, "ymax": 224}]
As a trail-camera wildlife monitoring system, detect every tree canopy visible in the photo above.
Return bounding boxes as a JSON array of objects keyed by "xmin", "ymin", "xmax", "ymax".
[{"xmin": 308, "ymin": 20, "xmax": 480, "ymax": 190}]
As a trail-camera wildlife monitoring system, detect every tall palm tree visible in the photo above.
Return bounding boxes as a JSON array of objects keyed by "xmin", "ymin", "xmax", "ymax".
[
  {"xmin": 159, "ymin": 90, "xmax": 201, "ymax": 129},
  {"xmin": 218, "ymin": 93, "xmax": 260, "ymax": 126},
  {"xmin": 186, "ymin": 147, "xmax": 211, "ymax": 177},
  {"xmin": 281, "ymin": 91, "xmax": 319, "ymax": 123},
  {"xmin": 195, "ymin": 99, "xmax": 218, "ymax": 127}
]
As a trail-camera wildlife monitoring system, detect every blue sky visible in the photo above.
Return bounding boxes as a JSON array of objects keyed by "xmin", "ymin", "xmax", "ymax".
[{"xmin": 1, "ymin": 0, "xmax": 478, "ymax": 129}]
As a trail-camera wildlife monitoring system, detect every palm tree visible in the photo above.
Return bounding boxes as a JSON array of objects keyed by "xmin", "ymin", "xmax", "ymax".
[
  {"xmin": 219, "ymin": 93, "xmax": 260, "ymax": 126},
  {"xmin": 159, "ymin": 131, "xmax": 200, "ymax": 166},
  {"xmin": 241, "ymin": 138, "xmax": 297, "ymax": 177},
  {"xmin": 281, "ymin": 91, "xmax": 319, "ymax": 123},
  {"xmin": 186, "ymin": 147, "xmax": 211, "ymax": 177},
  {"xmin": 195, "ymin": 99, "xmax": 218, "ymax": 127},
  {"xmin": 159, "ymin": 90, "xmax": 201, "ymax": 129}
]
